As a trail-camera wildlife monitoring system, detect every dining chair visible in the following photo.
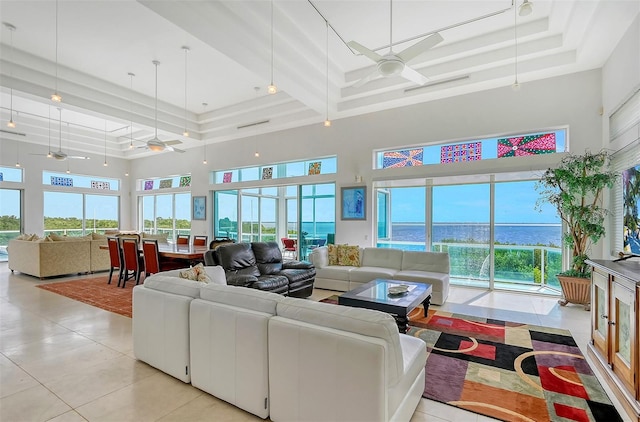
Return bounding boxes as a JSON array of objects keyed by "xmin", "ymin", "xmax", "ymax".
[
  {"xmin": 193, "ymin": 235, "xmax": 208, "ymax": 246},
  {"xmin": 142, "ymin": 239, "xmax": 162, "ymax": 277},
  {"xmin": 281, "ymin": 237, "xmax": 297, "ymax": 259},
  {"xmin": 176, "ymin": 234, "xmax": 190, "ymax": 245},
  {"xmin": 121, "ymin": 237, "xmax": 143, "ymax": 288},
  {"xmin": 106, "ymin": 236, "xmax": 123, "ymax": 286}
]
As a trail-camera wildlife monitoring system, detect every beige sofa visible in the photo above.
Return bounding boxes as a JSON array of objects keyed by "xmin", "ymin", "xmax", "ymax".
[
  {"xmin": 309, "ymin": 246, "xmax": 450, "ymax": 305},
  {"xmin": 8, "ymin": 236, "xmax": 110, "ymax": 279}
]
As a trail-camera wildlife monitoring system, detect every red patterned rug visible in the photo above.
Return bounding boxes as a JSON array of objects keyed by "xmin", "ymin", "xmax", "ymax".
[
  {"xmin": 320, "ymin": 295, "xmax": 621, "ymax": 422},
  {"xmin": 37, "ymin": 275, "xmax": 135, "ymax": 318}
]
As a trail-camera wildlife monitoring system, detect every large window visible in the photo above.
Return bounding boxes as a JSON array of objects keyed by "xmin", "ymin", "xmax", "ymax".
[
  {"xmin": 139, "ymin": 193, "xmax": 191, "ymax": 241},
  {"xmin": 375, "ymin": 178, "xmax": 562, "ymax": 293},
  {"xmin": 213, "ymin": 183, "xmax": 335, "ymax": 259},
  {"xmin": 377, "ymin": 187, "xmax": 425, "ymax": 250},
  {"xmin": 0, "ymin": 188, "xmax": 21, "ymax": 262},
  {"xmin": 44, "ymin": 192, "xmax": 119, "ymax": 236}
]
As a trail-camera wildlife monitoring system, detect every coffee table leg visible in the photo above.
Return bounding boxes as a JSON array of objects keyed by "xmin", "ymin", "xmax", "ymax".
[
  {"xmin": 423, "ymin": 295, "xmax": 431, "ymax": 318},
  {"xmin": 395, "ymin": 315, "xmax": 408, "ymax": 334}
]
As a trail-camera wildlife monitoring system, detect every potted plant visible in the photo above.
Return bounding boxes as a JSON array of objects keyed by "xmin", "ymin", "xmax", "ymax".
[{"xmin": 536, "ymin": 150, "xmax": 618, "ymax": 310}]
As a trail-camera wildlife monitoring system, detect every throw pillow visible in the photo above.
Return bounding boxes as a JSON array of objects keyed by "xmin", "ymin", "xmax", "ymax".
[
  {"xmin": 179, "ymin": 263, "xmax": 211, "ymax": 283},
  {"xmin": 49, "ymin": 233, "xmax": 66, "ymax": 241},
  {"xmin": 327, "ymin": 244, "xmax": 340, "ymax": 265},
  {"xmin": 142, "ymin": 233, "xmax": 169, "ymax": 243},
  {"xmin": 337, "ymin": 245, "xmax": 360, "ymax": 267}
]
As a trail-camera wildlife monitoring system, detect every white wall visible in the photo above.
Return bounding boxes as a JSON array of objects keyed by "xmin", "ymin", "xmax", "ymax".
[
  {"xmin": 601, "ymin": 12, "xmax": 640, "ymax": 259},
  {"xmin": 0, "ymin": 140, "xmax": 130, "ymax": 235},
  {"xmin": 131, "ymin": 69, "xmax": 604, "ymax": 248}
]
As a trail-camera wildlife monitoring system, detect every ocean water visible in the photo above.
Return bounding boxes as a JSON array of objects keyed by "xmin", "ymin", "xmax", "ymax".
[
  {"xmin": 295, "ymin": 222, "xmax": 561, "ymax": 247},
  {"xmin": 391, "ymin": 223, "xmax": 562, "ymax": 247}
]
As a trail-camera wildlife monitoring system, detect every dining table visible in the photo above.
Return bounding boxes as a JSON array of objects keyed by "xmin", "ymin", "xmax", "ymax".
[{"xmin": 100, "ymin": 242, "xmax": 209, "ymax": 263}]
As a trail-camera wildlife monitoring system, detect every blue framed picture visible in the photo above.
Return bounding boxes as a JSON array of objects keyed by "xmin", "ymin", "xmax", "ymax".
[
  {"xmin": 192, "ymin": 196, "xmax": 206, "ymax": 220},
  {"xmin": 341, "ymin": 186, "xmax": 366, "ymax": 220}
]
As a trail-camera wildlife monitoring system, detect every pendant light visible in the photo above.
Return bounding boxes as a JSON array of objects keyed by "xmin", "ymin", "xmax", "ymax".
[
  {"xmin": 267, "ymin": 0, "xmax": 277, "ymax": 94},
  {"xmin": 323, "ymin": 20, "xmax": 331, "ymax": 127},
  {"xmin": 128, "ymin": 72, "xmax": 135, "ymax": 149},
  {"xmin": 511, "ymin": 3, "xmax": 520, "ymax": 91},
  {"xmin": 519, "ymin": 0, "xmax": 533, "ymax": 17},
  {"xmin": 103, "ymin": 120, "xmax": 108, "ymax": 166},
  {"xmin": 51, "ymin": 0, "xmax": 62, "ymax": 103},
  {"xmin": 182, "ymin": 46, "xmax": 190, "ymax": 137},
  {"xmin": 202, "ymin": 102, "xmax": 208, "ymax": 165},
  {"xmin": 5, "ymin": 23, "xmax": 17, "ymax": 128}
]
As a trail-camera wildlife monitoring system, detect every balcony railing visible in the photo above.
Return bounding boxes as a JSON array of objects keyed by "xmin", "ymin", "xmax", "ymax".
[{"xmin": 377, "ymin": 240, "xmax": 562, "ymax": 291}]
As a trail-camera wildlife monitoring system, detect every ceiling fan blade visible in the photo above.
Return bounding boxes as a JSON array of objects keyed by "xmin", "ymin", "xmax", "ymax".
[
  {"xmin": 164, "ymin": 140, "xmax": 182, "ymax": 146},
  {"xmin": 353, "ymin": 69, "xmax": 380, "ymax": 88},
  {"xmin": 165, "ymin": 145, "xmax": 185, "ymax": 153},
  {"xmin": 68, "ymin": 155, "xmax": 90, "ymax": 160},
  {"xmin": 397, "ymin": 32, "xmax": 444, "ymax": 62},
  {"xmin": 400, "ymin": 66, "xmax": 429, "ymax": 85},
  {"xmin": 347, "ymin": 40, "xmax": 382, "ymax": 63}
]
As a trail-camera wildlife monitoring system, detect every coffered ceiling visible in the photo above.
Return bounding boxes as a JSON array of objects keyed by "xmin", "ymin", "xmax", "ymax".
[{"xmin": 0, "ymin": 0, "xmax": 637, "ymax": 160}]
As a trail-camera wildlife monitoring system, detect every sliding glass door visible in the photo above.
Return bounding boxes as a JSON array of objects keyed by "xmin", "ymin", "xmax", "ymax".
[{"xmin": 0, "ymin": 189, "xmax": 21, "ymax": 262}]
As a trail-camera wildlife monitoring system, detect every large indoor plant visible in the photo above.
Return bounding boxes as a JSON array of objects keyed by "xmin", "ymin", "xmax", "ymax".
[{"xmin": 536, "ymin": 150, "xmax": 618, "ymax": 310}]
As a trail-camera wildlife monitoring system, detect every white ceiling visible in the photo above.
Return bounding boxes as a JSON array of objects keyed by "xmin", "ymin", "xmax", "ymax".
[{"xmin": 0, "ymin": 0, "xmax": 638, "ymax": 160}]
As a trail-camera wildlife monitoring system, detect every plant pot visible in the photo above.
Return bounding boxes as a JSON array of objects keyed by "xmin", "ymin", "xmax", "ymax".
[{"xmin": 557, "ymin": 275, "xmax": 591, "ymax": 311}]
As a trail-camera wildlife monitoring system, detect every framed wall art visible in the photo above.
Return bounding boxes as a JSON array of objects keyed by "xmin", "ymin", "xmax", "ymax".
[
  {"xmin": 192, "ymin": 196, "xmax": 206, "ymax": 220},
  {"xmin": 341, "ymin": 186, "xmax": 366, "ymax": 220}
]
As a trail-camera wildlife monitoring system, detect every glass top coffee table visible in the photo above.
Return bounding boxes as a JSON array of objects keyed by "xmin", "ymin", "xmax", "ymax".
[{"xmin": 338, "ymin": 279, "xmax": 432, "ymax": 333}]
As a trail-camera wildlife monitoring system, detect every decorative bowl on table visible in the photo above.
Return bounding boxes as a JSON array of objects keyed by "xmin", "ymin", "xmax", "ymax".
[{"xmin": 388, "ymin": 285, "xmax": 409, "ymax": 296}]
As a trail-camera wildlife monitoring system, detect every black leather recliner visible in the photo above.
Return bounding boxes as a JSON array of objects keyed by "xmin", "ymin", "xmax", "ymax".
[{"xmin": 208, "ymin": 241, "xmax": 315, "ymax": 298}]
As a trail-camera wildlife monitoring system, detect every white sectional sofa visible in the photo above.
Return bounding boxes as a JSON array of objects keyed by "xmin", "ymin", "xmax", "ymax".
[
  {"xmin": 132, "ymin": 269, "xmax": 427, "ymax": 421},
  {"xmin": 309, "ymin": 246, "xmax": 450, "ymax": 305}
]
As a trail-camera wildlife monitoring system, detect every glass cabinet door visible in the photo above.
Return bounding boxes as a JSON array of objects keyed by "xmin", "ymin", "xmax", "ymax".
[
  {"xmin": 591, "ymin": 269, "xmax": 609, "ymax": 357},
  {"xmin": 610, "ymin": 280, "xmax": 635, "ymax": 392}
]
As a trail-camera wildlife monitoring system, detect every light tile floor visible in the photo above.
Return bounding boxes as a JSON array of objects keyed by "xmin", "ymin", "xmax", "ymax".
[{"xmin": 0, "ymin": 263, "xmax": 630, "ymax": 422}]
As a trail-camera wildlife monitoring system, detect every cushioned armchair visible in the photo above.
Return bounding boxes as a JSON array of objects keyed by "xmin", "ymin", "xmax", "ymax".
[{"xmin": 212, "ymin": 241, "xmax": 315, "ymax": 297}]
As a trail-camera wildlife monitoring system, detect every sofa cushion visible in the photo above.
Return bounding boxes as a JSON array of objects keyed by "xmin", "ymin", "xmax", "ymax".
[
  {"xmin": 401, "ymin": 251, "xmax": 449, "ymax": 273},
  {"xmin": 327, "ymin": 244, "xmax": 339, "ymax": 265},
  {"xmin": 393, "ymin": 270, "xmax": 448, "ymax": 286},
  {"xmin": 142, "ymin": 232, "xmax": 169, "ymax": 243},
  {"xmin": 337, "ymin": 245, "xmax": 360, "ymax": 266},
  {"xmin": 143, "ymin": 275, "xmax": 202, "ymax": 298},
  {"xmin": 276, "ymin": 297, "xmax": 403, "ymax": 385},
  {"xmin": 217, "ymin": 243, "xmax": 260, "ymax": 277},
  {"xmin": 251, "ymin": 241, "xmax": 283, "ymax": 275},
  {"xmin": 349, "ymin": 266, "xmax": 399, "ymax": 283},
  {"xmin": 361, "ymin": 247, "xmax": 403, "ymax": 269},
  {"xmin": 200, "ymin": 284, "xmax": 282, "ymax": 314},
  {"xmin": 315, "ymin": 265, "xmax": 356, "ymax": 280},
  {"xmin": 254, "ymin": 275, "xmax": 289, "ymax": 293}
]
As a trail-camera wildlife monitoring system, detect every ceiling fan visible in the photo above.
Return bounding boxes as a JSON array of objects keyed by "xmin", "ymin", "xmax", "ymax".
[
  {"xmin": 138, "ymin": 60, "xmax": 185, "ymax": 153},
  {"xmin": 31, "ymin": 109, "xmax": 90, "ymax": 161},
  {"xmin": 347, "ymin": 0, "xmax": 443, "ymax": 88}
]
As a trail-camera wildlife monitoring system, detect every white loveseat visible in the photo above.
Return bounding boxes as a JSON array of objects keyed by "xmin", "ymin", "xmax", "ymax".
[
  {"xmin": 309, "ymin": 246, "xmax": 450, "ymax": 305},
  {"xmin": 132, "ymin": 270, "xmax": 427, "ymax": 421}
]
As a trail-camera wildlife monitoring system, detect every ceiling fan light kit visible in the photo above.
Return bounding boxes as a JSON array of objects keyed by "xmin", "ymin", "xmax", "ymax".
[
  {"xmin": 348, "ymin": 0, "xmax": 443, "ymax": 88},
  {"xmin": 519, "ymin": 0, "xmax": 533, "ymax": 17}
]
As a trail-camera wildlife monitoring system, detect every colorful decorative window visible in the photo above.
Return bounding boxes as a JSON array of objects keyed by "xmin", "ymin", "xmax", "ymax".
[
  {"xmin": 43, "ymin": 171, "xmax": 119, "ymax": 190},
  {"xmin": 375, "ymin": 129, "xmax": 566, "ymax": 169},
  {"xmin": 137, "ymin": 174, "xmax": 190, "ymax": 191}
]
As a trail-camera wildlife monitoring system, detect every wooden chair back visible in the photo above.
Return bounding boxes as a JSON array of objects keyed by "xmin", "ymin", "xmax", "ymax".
[
  {"xmin": 142, "ymin": 239, "xmax": 161, "ymax": 276},
  {"xmin": 193, "ymin": 235, "xmax": 208, "ymax": 246},
  {"xmin": 176, "ymin": 234, "xmax": 190, "ymax": 245}
]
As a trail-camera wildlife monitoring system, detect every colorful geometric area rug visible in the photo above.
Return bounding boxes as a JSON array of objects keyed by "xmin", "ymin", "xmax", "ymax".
[
  {"xmin": 408, "ymin": 309, "xmax": 622, "ymax": 422},
  {"xmin": 319, "ymin": 295, "xmax": 621, "ymax": 422},
  {"xmin": 37, "ymin": 275, "xmax": 134, "ymax": 318}
]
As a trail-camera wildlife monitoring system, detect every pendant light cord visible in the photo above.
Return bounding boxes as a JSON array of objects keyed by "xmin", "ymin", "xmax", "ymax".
[
  {"xmin": 128, "ymin": 72, "xmax": 134, "ymax": 147},
  {"xmin": 9, "ymin": 25, "xmax": 14, "ymax": 115},
  {"xmin": 154, "ymin": 61, "xmax": 159, "ymax": 139},
  {"xmin": 183, "ymin": 47, "xmax": 189, "ymax": 133},
  {"xmin": 55, "ymin": 0, "xmax": 59, "ymax": 92},
  {"xmin": 389, "ymin": 0, "xmax": 393, "ymax": 51},
  {"xmin": 325, "ymin": 20, "xmax": 329, "ymax": 122},
  {"xmin": 270, "ymin": 0, "xmax": 274, "ymax": 85},
  {"xmin": 514, "ymin": 2, "xmax": 518, "ymax": 84}
]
